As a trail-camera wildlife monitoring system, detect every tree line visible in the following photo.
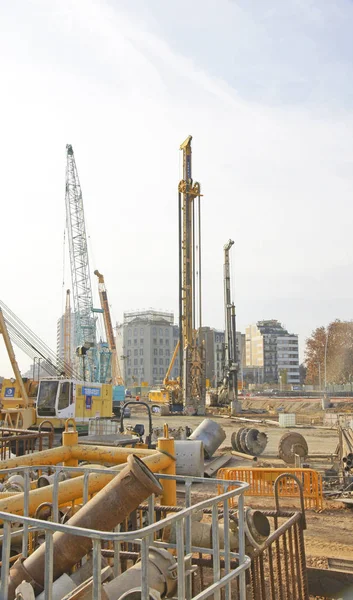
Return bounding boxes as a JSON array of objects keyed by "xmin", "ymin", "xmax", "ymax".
[{"xmin": 305, "ymin": 320, "xmax": 353, "ymax": 385}]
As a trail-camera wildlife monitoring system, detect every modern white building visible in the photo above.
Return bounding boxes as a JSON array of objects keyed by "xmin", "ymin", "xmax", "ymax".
[{"xmin": 245, "ymin": 320, "xmax": 300, "ymax": 386}]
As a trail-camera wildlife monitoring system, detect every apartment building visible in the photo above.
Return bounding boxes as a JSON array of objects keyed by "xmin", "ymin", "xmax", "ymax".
[
  {"xmin": 116, "ymin": 310, "xmax": 179, "ymax": 387},
  {"xmin": 245, "ymin": 320, "xmax": 300, "ymax": 385},
  {"xmin": 200, "ymin": 327, "xmax": 245, "ymax": 387}
]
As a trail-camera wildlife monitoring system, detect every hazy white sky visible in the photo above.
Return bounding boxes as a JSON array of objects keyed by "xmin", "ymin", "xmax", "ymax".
[{"xmin": 1, "ymin": 0, "xmax": 353, "ymax": 376}]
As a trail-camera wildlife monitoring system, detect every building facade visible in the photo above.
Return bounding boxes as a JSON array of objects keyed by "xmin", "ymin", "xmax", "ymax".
[
  {"xmin": 245, "ymin": 320, "xmax": 300, "ymax": 385},
  {"xmin": 116, "ymin": 310, "xmax": 179, "ymax": 388},
  {"xmin": 56, "ymin": 311, "xmax": 77, "ymax": 365},
  {"xmin": 200, "ymin": 327, "xmax": 245, "ymax": 387}
]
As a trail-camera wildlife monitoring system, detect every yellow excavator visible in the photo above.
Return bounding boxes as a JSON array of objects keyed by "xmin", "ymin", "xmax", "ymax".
[{"xmin": 148, "ymin": 340, "xmax": 181, "ymax": 408}]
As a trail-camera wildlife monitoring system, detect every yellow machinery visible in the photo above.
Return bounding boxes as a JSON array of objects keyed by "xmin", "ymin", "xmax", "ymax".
[
  {"xmin": 0, "ymin": 309, "xmax": 36, "ymax": 429},
  {"xmin": 0, "ymin": 308, "xmax": 113, "ymax": 429},
  {"xmin": 94, "ymin": 270, "xmax": 124, "ymax": 386},
  {"xmin": 36, "ymin": 379, "xmax": 113, "ymax": 428},
  {"xmin": 148, "ymin": 136, "xmax": 206, "ymax": 415},
  {"xmin": 148, "ymin": 339, "xmax": 180, "ymax": 405}
]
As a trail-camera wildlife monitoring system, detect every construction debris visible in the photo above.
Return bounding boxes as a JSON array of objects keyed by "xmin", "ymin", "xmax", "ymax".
[
  {"xmin": 278, "ymin": 431, "xmax": 309, "ymax": 465},
  {"xmin": 231, "ymin": 427, "xmax": 268, "ymax": 456},
  {"xmin": 203, "ymin": 454, "xmax": 232, "ymax": 477}
]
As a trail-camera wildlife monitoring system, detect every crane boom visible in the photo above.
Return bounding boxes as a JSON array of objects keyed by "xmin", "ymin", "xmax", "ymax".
[
  {"xmin": 178, "ymin": 135, "xmax": 206, "ymax": 415},
  {"xmin": 65, "ymin": 145, "xmax": 96, "ymax": 379},
  {"xmin": 94, "ymin": 270, "xmax": 124, "ymax": 386},
  {"xmin": 64, "ymin": 289, "xmax": 72, "ymax": 377}
]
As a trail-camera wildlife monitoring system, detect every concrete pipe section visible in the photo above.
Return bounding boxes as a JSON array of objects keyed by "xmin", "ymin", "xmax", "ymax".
[
  {"xmin": 102, "ymin": 548, "xmax": 177, "ymax": 600},
  {"xmin": 174, "ymin": 440, "xmax": 204, "ymax": 477},
  {"xmin": 163, "ymin": 508, "xmax": 270, "ymax": 555},
  {"xmin": 188, "ymin": 419, "xmax": 226, "ymax": 458},
  {"xmin": 7, "ymin": 455, "xmax": 163, "ymax": 599}
]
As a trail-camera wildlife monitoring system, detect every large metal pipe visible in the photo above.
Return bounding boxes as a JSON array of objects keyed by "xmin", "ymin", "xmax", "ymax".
[
  {"xmin": 71, "ymin": 444, "xmax": 158, "ymax": 463},
  {"xmin": 0, "ymin": 452, "xmax": 172, "ymax": 522},
  {"xmin": 102, "ymin": 548, "xmax": 177, "ymax": 600},
  {"xmin": 188, "ymin": 419, "xmax": 226, "ymax": 458},
  {"xmin": 8, "ymin": 455, "xmax": 163, "ymax": 598},
  {"xmin": 0, "ymin": 446, "xmax": 72, "ymax": 475}
]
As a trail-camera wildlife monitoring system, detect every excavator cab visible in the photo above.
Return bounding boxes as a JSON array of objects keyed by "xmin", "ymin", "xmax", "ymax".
[{"xmin": 37, "ymin": 380, "xmax": 74, "ymax": 419}]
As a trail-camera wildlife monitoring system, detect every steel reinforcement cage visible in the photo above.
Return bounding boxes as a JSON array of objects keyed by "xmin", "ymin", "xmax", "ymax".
[{"xmin": 0, "ymin": 466, "xmax": 251, "ymax": 600}]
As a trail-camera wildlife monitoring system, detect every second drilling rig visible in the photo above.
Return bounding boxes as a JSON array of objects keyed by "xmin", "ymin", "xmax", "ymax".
[{"xmin": 178, "ymin": 136, "xmax": 206, "ymax": 415}]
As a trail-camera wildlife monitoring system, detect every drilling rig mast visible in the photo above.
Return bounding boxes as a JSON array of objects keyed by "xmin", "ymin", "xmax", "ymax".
[
  {"xmin": 178, "ymin": 136, "xmax": 206, "ymax": 415},
  {"xmin": 223, "ymin": 240, "xmax": 238, "ymax": 405}
]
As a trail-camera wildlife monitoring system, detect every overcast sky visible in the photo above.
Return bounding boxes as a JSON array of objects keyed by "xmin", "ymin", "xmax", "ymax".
[{"xmin": 1, "ymin": 0, "xmax": 353, "ymax": 376}]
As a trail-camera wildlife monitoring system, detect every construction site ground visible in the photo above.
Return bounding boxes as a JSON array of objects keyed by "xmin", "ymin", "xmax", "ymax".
[{"xmin": 114, "ymin": 406, "xmax": 353, "ymax": 567}]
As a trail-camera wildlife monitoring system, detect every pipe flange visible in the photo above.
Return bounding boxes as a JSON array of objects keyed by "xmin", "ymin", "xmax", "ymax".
[
  {"xmin": 127, "ymin": 455, "xmax": 163, "ymax": 496},
  {"xmin": 9, "ymin": 558, "xmax": 44, "ymax": 596},
  {"xmin": 135, "ymin": 547, "xmax": 177, "ymax": 596}
]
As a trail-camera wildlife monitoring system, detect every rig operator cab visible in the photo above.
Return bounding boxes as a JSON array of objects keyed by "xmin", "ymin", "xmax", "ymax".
[{"xmin": 36, "ymin": 378, "xmax": 113, "ymax": 428}]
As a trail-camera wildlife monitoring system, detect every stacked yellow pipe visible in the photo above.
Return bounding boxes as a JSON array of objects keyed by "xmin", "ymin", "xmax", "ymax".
[{"xmin": 0, "ymin": 445, "xmax": 173, "ymax": 521}]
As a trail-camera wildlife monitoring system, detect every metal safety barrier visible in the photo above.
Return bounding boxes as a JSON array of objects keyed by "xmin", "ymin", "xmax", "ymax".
[
  {"xmin": 218, "ymin": 467, "xmax": 323, "ymax": 509},
  {"xmin": 0, "ymin": 422, "xmax": 54, "ymax": 460},
  {"xmin": 0, "ymin": 464, "xmax": 251, "ymax": 600}
]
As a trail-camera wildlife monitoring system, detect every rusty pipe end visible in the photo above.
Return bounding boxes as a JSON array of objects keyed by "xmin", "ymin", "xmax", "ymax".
[
  {"xmin": 8, "ymin": 557, "xmax": 43, "ymax": 599},
  {"xmin": 246, "ymin": 509, "xmax": 270, "ymax": 545},
  {"xmin": 128, "ymin": 455, "xmax": 163, "ymax": 496}
]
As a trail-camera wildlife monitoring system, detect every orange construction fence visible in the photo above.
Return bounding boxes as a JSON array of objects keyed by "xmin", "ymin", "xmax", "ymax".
[{"xmin": 217, "ymin": 467, "xmax": 323, "ymax": 510}]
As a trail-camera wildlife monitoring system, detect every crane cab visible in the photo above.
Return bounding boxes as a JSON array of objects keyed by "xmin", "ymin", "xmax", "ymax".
[{"xmin": 36, "ymin": 379, "xmax": 113, "ymax": 428}]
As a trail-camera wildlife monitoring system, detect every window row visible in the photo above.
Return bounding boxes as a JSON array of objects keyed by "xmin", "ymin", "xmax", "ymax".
[
  {"xmin": 128, "ymin": 328, "xmax": 145, "ymax": 337},
  {"xmin": 127, "ymin": 368, "xmax": 145, "ymax": 375}
]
